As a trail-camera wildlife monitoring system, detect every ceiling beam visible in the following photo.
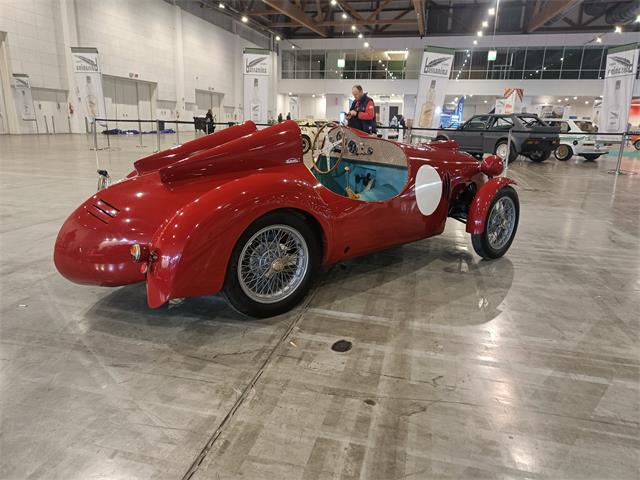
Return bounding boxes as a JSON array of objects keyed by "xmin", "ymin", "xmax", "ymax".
[
  {"xmin": 367, "ymin": 0, "xmax": 394, "ymax": 21},
  {"xmin": 270, "ymin": 18, "xmax": 417, "ymax": 28},
  {"xmin": 413, "ymin": 0, "xmax": 425, "ymax": 36},
  {"xmin": 526, "ymin": 0, "xmax": 581, "ymax": 33},
  {"xmin": 261, "ymin": 0, "xmax": 328, "ymax": 36}
]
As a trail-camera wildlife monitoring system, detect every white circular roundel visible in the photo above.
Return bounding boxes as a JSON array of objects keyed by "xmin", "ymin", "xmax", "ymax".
[{"xmin": 415, "ymin": 165, "xmax": 443, "ymax": 216}]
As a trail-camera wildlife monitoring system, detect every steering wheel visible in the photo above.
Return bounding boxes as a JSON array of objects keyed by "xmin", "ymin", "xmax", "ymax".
[{"xmin": 311, "ymin": 122, "xmax": 347, "ymax": 174}]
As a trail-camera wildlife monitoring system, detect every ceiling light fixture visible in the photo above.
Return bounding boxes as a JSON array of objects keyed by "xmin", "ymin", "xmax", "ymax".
[
  {"xmin": 330, "ymin": 0, "xmax": 337, "ymax": 5},
  {"xmin": 364, "ymin": 41, "xmax": 369, "ymax": 47},
  {"xmin": 342, "ymin": 12, "xmax": 348, "ymax": 19},
  {"xmin": 596, "ymin": 36, "xmax": 602, "ymax": 43},
  {"xmin": 358, "ymin": 33, "xmax": 363, "ymax": 38},
  {"xmin": 636, "ymin": 14, "xmax": 640, "ymax": 23},
  {"xmin": 477, "ymin": 31, "xmax": 483, "ymax": 37},
  {"xmin": 585, "ymin": 100, "xmax": 589, "ymax": 104},
  {"xmin": 573, "ymin": 96, "xmax": 577, "ymax": 100},
  {"xmin": 482, "ymin": 20, "xmax": 488, "ymax": 28},
  {"xmin": 275, "ymin": 35, "xmax": 281, "ymax": 41},
  {"xmin": 291, "ymin": 45, "xmax": 295, "ymax": 49},
  {"xmin": 488, "ymin": 7, "xmax": 495, "ymax": 15},
  {"xmin": 351, "ymin": 25, "xmax": 356, "ymax": 31},
  {"xmin": 218, "ymin": 2, "xmax": 225, "ymax": 8},
  {"xmin": 241, "ymin": 15, "xmax": 248, "ymax": 23},
  {"xmin": 614, "ymin": 25, "xmax": 622, "ymax": 33},
  {"xmin": 473, "ymin": 40, "xmax": 478, "ymax": 45}
]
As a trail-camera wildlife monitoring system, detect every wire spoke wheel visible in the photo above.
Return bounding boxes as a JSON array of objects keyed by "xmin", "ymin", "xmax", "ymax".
[
  {"xmin": 237, "ymin": 225, "xmax": 309, "ymax": 304},
  {"xmin": 486, "ymin": 196, "xmax": 516, "ymax": 251}
]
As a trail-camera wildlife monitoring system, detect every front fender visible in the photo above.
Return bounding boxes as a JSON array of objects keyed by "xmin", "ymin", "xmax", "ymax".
[
  {"xmin": 466, "ymin": 177, "xmax": 517, "ymax": 235},
  {"xmin": 145, "ymin": 169, "xmax": 332, "ymax": 308}
]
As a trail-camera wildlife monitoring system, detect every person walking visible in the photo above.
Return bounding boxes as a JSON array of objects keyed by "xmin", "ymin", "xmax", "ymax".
[
  {"xmin": 277, "ymin": 113, "xmax": 283, "ymax": 123},
  {"xmin": 346, "ymin": 85, "xmax": 376, "ymax": 134}
]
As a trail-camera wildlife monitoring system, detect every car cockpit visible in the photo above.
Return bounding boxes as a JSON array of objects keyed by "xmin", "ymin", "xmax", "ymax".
[{"xmin": 310, "ymin": 124, "xmax": 408, "ymax": 202}]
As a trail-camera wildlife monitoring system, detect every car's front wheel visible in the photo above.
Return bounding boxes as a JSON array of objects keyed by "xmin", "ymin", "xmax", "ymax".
[
  {"xmin": 634, "ymin": 140, "xmax": 640, "ymax": 151},
  {"xmin": 223, "ymin": 211, "xmax": 320, "ymax": 318},
  {"xmin": 582, "ymin": 153, "xmax": 602, "ymax": 161},
  {"xmin": 471, "ymin": 186, "xmax": 519, "ymax": 260},
  {"xmin": 528, "ymin": 150, "xmax": 551, "ymax": 162},
  {"xmin": 554, "ymin": 144, "xmax": 573, "ymax": 161},
  {"xmin": 301, "ymin": 135, "xmax": 312, "ymax": 154}
]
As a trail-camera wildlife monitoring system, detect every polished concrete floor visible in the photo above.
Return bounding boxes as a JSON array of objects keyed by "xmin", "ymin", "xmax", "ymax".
[{"xmin": 1, "ymin": 132, "xmax": 639, "ymax": 480}]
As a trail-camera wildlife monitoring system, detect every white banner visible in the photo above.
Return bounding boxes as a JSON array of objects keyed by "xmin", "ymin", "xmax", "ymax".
[
  {"xmin": 414, "ymin": 47, "xmax": 455, "ymax": 129},
  {"xmin": 71, "ymin": 47, "xmax": 105, "ymax": 123},
  {"xmin": 12, "ymin": 74, "xmax": 35, "ymax": 121},
  {"xmin": 598, "ymin": 43, "xmax": 639, "ymax": 134},
  {"xmin": 243, "ymin": 49, "xmax": 271, "ymax": 124},
  {"xmin": 288, "ymin": 96, "xmax": 299, "ymax": 120}
]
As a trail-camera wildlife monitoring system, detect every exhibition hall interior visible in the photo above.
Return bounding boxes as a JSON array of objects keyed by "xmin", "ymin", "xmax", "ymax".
[{"xmin": 1, "ymin": 0, "xmax": 640, "ymax": 478}]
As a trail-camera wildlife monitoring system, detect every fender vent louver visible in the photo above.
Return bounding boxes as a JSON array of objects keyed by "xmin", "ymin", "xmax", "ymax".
[{"xmin": 86, "ymin": 198, "xmax": 119, "ymax": 224}]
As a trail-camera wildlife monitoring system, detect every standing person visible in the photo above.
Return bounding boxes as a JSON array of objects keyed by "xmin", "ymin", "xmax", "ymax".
[
  {"xmin": 286, "ymin": 112, "xmax": 291, "ymax": 120},
  {"xmin": 205, "ymin": 109, "xmax": 215, "ymax": 134},
  {"xmin": 277, "ymin": 113, "xmax": 283, "ymax": 123},
  {"xmin": 346, "ymin": 85, "xmax": 376, "ymax": 134}
]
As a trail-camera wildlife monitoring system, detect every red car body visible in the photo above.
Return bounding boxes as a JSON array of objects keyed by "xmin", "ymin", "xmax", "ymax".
[{"xmin": 54, "ymin": 120, "xmax": 516, "ymax": 312}]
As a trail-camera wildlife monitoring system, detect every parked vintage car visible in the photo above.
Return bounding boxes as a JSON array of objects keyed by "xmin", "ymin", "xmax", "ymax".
[
  {"xmin": 295, "ymin": 118, "xmax": 328, "ymax": 154},
  {"xmin": 436, "ymin": 114, "xmax": 560, "ymax": 163},
  {"xmin": 54, "ymin": 121, "xmax": 519, "ymax": 317},
  {"xmin": 545, "ymin": 119, "xmax": 607, "ymax": 161}
]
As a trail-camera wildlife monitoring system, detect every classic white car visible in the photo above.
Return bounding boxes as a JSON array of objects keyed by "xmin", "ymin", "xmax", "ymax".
[
  {"xmin": 295, "ymin": 118, "xmax": 329, "ymax": 154},
  {"xmin": 546, "ymin": 119, "xmax": 608, "ymax": 161}
]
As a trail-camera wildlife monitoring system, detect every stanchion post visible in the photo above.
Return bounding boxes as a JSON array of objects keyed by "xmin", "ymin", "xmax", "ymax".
[
  {"xmin": 176, "ymin": 120, "xmax": 180, "ymax": 145},
  {"xmin": 138, "ymin": 120, "xmax": 144, "ymax": 148},
  {"xmin": 105, "ymin": 119, "xmax": 111, "ymax": 150},
  {"xmin": 504, "ymin": 128, "xmax": 513, "ymax": 176},
  {"xmin": 92, "ymin": 120, "xmax": 98, "ymax": 151},
  {"xmin": 155, "ymin": 120, "xmax": 161, "ymax": 152}
]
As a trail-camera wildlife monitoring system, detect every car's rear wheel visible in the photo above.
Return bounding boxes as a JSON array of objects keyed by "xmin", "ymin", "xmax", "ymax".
[
  {"xmin": 495, "ymin": 140, "xmax": 518, "ymax": 163},
  {"xmin": 471, "ymin": 186, "xmax": 519, "ymax": 260},
  {"xmin": 301, "ymin": 135, "xmax": 311, "ymax": 154},
  {"xmin": 554, "ymin": 144, "xmax": 573, "ymax": 161},
  {"xmin": 528, "ymin": 150, "xmax": 551, "ymax": 162},
  {"xmin": 582, "ymin": 153, "xmax": 602, "ymax": 161},
  {"xmin": 634, "ymin": 140, "xmax": 640, "ymax": 151},
  {"xmin": 223, "ymin": 211, "xmax": 320, "ymax": 318}
]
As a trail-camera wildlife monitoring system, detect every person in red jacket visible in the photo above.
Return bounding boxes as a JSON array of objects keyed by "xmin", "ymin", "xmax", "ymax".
[{"xmin": 346, "ymin": 85, "xmax": 377, "ymax": 134}]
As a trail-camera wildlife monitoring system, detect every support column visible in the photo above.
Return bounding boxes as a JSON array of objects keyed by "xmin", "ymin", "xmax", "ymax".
[
  {"xmin": 58, "ymin": 0, "xmax": 85, "ymax": 133},
  {"xmin": 173, "ymin": 5, "xmax": 186, "ymax": 131},
  {"xmin": 0, "ymin": 32, "xmax": 20, "ymax": 134}
]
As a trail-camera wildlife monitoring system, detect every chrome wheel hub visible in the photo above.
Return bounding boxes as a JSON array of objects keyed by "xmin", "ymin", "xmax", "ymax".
[
  {"xmin": 496, "ymin": 144, "xmax": 508, "ymax": 159},
  {"xmin": 238, "ymin": 225, "xmax": 308, "ymax": 304},
  {"xmin": 487, "ymin": 197, "xmax": 516, "ymax": 250}
]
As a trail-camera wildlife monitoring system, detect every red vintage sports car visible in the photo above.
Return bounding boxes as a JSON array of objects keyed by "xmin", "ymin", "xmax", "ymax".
[{"xmin": 54, "ymin": 121, "xmax": 518, "ymax": 317}]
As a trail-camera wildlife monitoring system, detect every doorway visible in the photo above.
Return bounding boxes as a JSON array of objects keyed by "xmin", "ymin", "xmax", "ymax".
[
  {"xmin": 103, "ymin": 75, "xmax": 156, "ymax": 130},
  {"xmin": 195, "ymin": 90, "xmax": 223, "ymax": 124}
]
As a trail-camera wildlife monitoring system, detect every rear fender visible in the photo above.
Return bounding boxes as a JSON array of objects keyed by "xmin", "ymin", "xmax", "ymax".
[
  {"xmin": 466, "ymin": 177, "xmax": 517, "ymax": 235},
  {"xmin": 145, "ymin": 170, "xmax": 332, "ymax": 307}
]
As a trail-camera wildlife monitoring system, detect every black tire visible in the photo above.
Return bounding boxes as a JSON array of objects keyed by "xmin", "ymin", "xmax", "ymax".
[
  {"xmin": 528, "ymin": 150, "xmax": 551, "ymax": 162},
  {"xmin": 634, "ymin": 140, "xmax": 640, "ymax": 151},
  {"xmin": 554, "ymin": 144, "xmax": 573, "ymax": 161},
  {"xmin": 494, "ymin": 140, "xmax": 518, "ymax": 163},
  {"xmin": 301, "ymin": 135, "xmax": 311, "ymax": 154},
  {"xmin": 471, "ymin": 186, "xmax": 519, "ymax": 260},
  {"xmin": 435, "ymin": 135, "xmax": 448, "ymax": 142},
  {"xmin": 223, "ymin": 211, "xmax": 320, "ymax": 318},
  {"xmin": 582, "ymin": 153, "xmax": 602, "ymax": 161}
]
